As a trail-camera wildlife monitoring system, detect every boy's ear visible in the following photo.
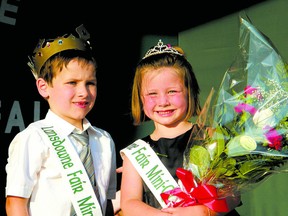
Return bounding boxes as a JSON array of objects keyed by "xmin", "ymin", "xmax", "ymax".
[{"xmin": 36, "ymin": 78, "xmax": 49, "ymax": 99}]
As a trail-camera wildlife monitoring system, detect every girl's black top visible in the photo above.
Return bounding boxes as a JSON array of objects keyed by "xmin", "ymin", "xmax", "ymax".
[{"xmin": 141, "ymin": 126, "xmax": 241, "ymax": 216}]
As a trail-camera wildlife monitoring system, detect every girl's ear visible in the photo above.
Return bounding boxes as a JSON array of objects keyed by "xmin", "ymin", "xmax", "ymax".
[{"xmin": 36, "ymin": 78, "xmax": 49, "ymax": 99}]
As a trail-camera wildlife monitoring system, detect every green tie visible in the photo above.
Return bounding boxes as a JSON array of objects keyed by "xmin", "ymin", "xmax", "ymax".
[{"xmin": 70, "ymin": 131, "xmax": 101, "ymax": 215}]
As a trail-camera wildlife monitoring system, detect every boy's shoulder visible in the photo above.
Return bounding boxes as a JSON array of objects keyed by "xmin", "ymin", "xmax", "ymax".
[
  {"xmin": 17, "ymin": 118, "xmax": 60, "ymax": 138},
  {"xmin": 90, "ymin": 126, "xmax": 112, "ymax": 138},
  {"xmin": 10, "ymin": 119, "xmax": 49, "ymax": 144},
  {"xmin": 26, "ymin": 119, "xmax": 50, "ymax": 130}
]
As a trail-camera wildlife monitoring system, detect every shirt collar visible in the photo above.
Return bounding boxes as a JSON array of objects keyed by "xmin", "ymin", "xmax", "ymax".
[{"xmin": 45, "ymin": 109, "xmax": 93, "ymax": 136}]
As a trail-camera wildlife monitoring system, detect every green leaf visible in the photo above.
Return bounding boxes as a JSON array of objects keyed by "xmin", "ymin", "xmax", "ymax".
[{"xmin": 189, "ymin": 145, "xmax": 211, "ymax": 179}]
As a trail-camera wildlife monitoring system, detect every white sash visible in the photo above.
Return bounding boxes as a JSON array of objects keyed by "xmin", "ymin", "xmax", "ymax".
[
  {"xmin": 41, "ymin": 125, "xmax": 102, "ymax": 216},
  {"xmin": 120, "ymin": 139, "xmax": 179, "ymax": 208}
]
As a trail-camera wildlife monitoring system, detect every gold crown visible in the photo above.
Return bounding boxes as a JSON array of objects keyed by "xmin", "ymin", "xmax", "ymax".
[
  {"xmin": 142, "ymin": 39, "xmax": 183, "ymax": 59},
  {"xmin": 28, "ymin": 24, "xmax": 92, "ymax": 78}
]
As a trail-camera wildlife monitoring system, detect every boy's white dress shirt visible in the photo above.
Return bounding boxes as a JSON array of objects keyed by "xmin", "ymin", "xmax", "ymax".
[{"xmin": 5, "ymin": 109, "xmax": 117, "ymax": 216}]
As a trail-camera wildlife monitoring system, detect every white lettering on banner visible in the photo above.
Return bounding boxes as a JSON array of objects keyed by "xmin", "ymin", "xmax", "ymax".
[
  {"xmin": 0, "ymin": 100, "xmax": 41, "ymax": 133},
  {"xmin": 0, "ymin": 0, "xmax": 20, "ymax": 26},
  {"xmin": 5, "ymin": 101, "xmax": 25, "ymax": 132}
]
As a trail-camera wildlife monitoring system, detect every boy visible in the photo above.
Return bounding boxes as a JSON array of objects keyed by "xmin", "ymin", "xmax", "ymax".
[{"xmin": 5, "ymin": 24, "xmax": 117, "ymax": 216}]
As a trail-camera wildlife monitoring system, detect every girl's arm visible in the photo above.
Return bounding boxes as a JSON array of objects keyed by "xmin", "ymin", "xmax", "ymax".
[{"xmin": 120, "ymin": 155, "xmax": 171, "ymax": 216}]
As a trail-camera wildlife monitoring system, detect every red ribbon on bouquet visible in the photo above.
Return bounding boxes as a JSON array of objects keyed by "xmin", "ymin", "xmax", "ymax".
[{"xmin": 160, "ymin": 168, "xmax": 229, "ymax": 213}]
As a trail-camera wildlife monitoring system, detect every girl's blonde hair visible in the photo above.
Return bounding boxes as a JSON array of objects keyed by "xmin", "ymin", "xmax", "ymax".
[{"xmin": 131, "ymin": 47, "xmax": 201, "ymax": 125}]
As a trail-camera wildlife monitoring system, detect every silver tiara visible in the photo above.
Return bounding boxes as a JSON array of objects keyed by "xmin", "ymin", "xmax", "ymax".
[{"xmin": 142, "ymin": 39, "xmax": 183, "ymax": 59}]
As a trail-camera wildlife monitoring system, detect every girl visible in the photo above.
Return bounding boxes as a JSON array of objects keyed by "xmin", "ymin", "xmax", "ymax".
[{"xmin": 120, "ymin": 40, "xmax": 240, "ymax": 216}]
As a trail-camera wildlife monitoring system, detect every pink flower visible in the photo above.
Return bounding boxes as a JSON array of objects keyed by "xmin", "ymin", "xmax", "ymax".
[
  {"xmin": 244, "ymin": 85, "xmax": 257, "ymax": 95},
  {"xmin": 264, "ymin": 126, "xmax": 283, "ymax": 150},
  {"xmin": 234, "ymin": 103, "xmax": 257, "ymax": 115},
  {"xmin": 244, "ymin": 85, "xmax": 263, "ymax": 100}
]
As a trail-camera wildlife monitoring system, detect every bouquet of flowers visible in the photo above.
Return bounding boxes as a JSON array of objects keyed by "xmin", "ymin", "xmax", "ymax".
[{"xmin": 160, "ymin": 15, "xmax": 288, "ymax": 212}]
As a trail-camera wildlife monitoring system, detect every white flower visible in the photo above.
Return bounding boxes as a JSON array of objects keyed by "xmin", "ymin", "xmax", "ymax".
[
  {"xmin": 226, "ymin": 135, "xmax": 257, "ymax": 157},
  {"xmin": 252, "ymin": 108, "xmax": 276, "ymax": 128}
]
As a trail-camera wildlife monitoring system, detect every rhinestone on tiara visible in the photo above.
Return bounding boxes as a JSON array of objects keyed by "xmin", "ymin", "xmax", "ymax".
[
  {"xmin": 28, "ymin": 24, "xmax": 92, "ymax": 79},
  {"xmin": 142, "ymin": 39, "xmax": 183, "ymax": 59}
]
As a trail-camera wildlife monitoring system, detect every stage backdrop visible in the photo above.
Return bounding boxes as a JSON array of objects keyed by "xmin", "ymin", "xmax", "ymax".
[{"xmin": 1, "ymin": 0, "xmax": 285, "ymax": 215}]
